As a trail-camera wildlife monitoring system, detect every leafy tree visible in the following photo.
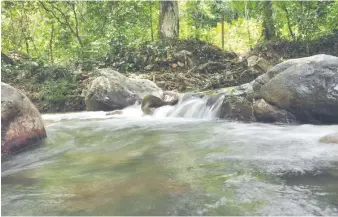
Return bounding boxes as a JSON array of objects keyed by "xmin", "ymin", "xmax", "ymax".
[{"xmin": 2, "ymin": 0, "xmax": 337, "ymax": 63}]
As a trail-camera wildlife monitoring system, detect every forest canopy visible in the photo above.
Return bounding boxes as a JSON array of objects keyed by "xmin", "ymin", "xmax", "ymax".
[{"xmin": 2, "ymin": 0, "xmax": 338, "ymax": 64}]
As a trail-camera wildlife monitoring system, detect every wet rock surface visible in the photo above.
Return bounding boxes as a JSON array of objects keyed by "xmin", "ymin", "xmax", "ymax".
[
  {"xmin": 1, "ymin": 82, "xmax": 46, "ymax": 155},
  {"xmin": 319, "ymin": 133, "xmax": 338, "ymax": 144}
]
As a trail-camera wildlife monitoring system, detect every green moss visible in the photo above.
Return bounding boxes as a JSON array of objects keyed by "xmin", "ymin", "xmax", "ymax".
[
  {"xmin": 142, "ymin": 107, "xmax": 153, "ymax": 115},
  {"xmin": 200, "ymin": 89, "xmax": 218, "ymax": 96},
  {"xmin": 199, "ymin": 86, "xmax": 238, "ymax": 96}
]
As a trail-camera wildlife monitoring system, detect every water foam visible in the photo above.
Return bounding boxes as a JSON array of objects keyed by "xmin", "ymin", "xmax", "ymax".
[
  {"xmin": 153, "ymin": 94, "xmax": 225, "ymax": 119},
  {"xmin": 42, "ymin": 94, "xmax": 225, "ymax": 121}
]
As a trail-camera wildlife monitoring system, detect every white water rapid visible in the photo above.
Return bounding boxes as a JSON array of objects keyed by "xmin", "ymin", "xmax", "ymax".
[
  {"xmin": 42, "ymin": 94, "xmax": 226, "ymax": 122},
  {"xmin": 153, "ymin": 94, "xmax": 225, "ymax": 119}
]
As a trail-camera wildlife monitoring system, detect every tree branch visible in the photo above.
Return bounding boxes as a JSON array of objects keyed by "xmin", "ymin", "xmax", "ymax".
[
  {"xmin": 68, "ymin": 2, "xmax": 82, "ymax": 47},
  {"xmin": 39, "ymin": 1, "xmax": 83, "ymax": 47}
]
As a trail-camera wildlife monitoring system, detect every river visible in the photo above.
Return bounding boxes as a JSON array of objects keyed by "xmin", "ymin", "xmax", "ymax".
[{"xmin": 2, "ymin": 100, "xmax": 338, "ymax": 215}]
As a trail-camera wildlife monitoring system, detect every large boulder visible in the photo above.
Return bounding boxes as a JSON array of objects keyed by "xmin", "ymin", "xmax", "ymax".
[
  {"xmin": 84, "ymin": 68, "xmax": 163, "ymax": 111},
  {"xmin": 258, "ymin": 54, "xmax": 338, "ymax": 123},
  {"xmin": 216, "ymin": 55, "xmax": 338, "ymax": 123},
  {"xmin": 1, "ymin": 82, "xmax": 46, "ymax": 155},
  {"xmin": 252, "ymin": 59, "xmax": 295, "ymax": 98}
]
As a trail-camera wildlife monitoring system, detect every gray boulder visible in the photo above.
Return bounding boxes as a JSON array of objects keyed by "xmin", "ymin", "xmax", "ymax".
[
  {"xmin": 1, "ymin": 83, "xmax": 46, "ymax": 155},
  {"xmin": 84, "ymin": 68, "xmax": 163, "ymax": 111},
  {"xmin": 218, "ymin": 55, "xmax": 338, "ymax": 124},
  {"xmin": 259, "ymin": 54, "xmax": 338, "ymax": 123}
]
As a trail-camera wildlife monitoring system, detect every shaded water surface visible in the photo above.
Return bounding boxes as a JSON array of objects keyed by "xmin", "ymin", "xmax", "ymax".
[{"xmin": 2, "ymin": 110, "xmax": 338, "ymax": 215}]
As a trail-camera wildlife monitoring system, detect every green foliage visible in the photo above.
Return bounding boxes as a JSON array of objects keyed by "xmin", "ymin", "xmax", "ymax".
[
  {"xmin": 40, "ymin": 79, "xmax": 77, "ymax": 101},
  {"xmin": 179, "ymin": 1, "xmax": 262, "ymax": 54},
  {"xmin": 273, "ymin": 1, "xmax": 338, "ymax": 41},
  {"xmin": 1, "ymin": 64, "xmax": 19, "ymax": 82},
  {"xmin": 1, "ymin": 1, "xmax": 159, "ymax": 64},
  {"xmin": 1, "ymin": 59, "xmax": 78, "ymax": 105},
  {"xmin": 2, "ymin": 0, "xmax": 337, "ymax": 63},
  {"xmin": 214, "ymin": 18, "xmax": 262, "ymax": 53}
]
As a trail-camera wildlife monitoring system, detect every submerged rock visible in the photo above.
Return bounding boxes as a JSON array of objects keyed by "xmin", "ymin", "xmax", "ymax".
[
  {"xmin": 180, "ymin": 93, "xmax": 205, "ymax": 102},
  {"xmin": 141, "ymin": 95, "xmax": 165, "ymax": 115},
  {"xmin": 1, "ymin": 82, "xmax": 46, "ymax": 155},
  {"xmin": 319, "ymin": 133, "xmax": 338, "ymax": 144},
  {"xmin": 84, "ymin": 68, "xmax": 163, "ymax": 111},
  {"xmin": 106, "ymin": 110, "xmax": 123, "ymax": 116},
  {"xmin": 259, "ymin": 54, "xmax": 338, "ymax": 123}
]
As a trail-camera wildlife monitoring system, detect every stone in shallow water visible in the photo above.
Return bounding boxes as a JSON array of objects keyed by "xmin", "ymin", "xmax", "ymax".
[
  {"xmin": 141, "ymin": 95, "xmax": 165, "ymax": 115},
  {"xmin": 106, "ymin": 110, "xmax": 123, "ymax": 116},
  {"xmin": 319, "ymin": 133, "xmax": 338, "ymax": 144}
]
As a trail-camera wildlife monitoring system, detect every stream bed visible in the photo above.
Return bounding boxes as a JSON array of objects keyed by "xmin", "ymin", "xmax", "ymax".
[{"xmin": 2, "ymin": 110, "xmax": 338, "ymax": 215}]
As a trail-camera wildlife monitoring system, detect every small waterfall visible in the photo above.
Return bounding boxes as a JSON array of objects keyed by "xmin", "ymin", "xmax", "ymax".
[{"xmin": 153, "ymin": 94, "xmax": 224, "ymax": 119}]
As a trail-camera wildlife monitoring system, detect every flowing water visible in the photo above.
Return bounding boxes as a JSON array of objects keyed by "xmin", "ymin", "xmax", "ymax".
[{"xmin": 2, "ymin": 97, "xmax": 338, "ymax": 215}]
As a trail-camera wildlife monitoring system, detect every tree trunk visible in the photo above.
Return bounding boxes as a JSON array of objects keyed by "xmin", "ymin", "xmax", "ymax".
[
  {"xmin": 245, "ymin": 2, "xmax": 252, "ymax": 49},
  {"xmin": 150, "ymin": 1, "xmax": 154, "ymax": 41},
  {"xmin": 280, "ymin": 2, "xmax": 295, "ymax": 41},
  {"xmin": 262, "ymin": 1, "xmax": 276, "ymax": 41},
  {"xmin": 25, "ymin": 39, "xmax": 30, "ymax": 56},
  {"xmin": 159, "ymin": 1, "xmax": 179, "ymax": 40},
  {"xmin": 195, "ymin": 16, "xmax": 199, "ymax": 40},
  {"xmin": 50, "ymin": 23, "xmax": 54, "ymax": 64}
]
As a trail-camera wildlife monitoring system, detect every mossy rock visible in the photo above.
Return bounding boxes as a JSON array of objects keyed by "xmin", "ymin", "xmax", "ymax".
[{"xmin": 141, "ymin": 95, "xmax": 165, "ymax": 115}]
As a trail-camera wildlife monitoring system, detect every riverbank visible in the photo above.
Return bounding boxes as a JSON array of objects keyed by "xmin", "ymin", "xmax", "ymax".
[{"xmin": 1, "ymin": 36, "xmax": 338, "ymax": 114}]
